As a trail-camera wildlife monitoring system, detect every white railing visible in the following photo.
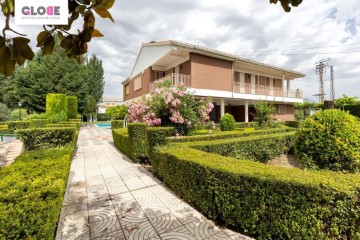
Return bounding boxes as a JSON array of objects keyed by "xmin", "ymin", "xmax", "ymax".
[
  {"xmin": 149, "ymin": 73, "xmax": 191, "ymax": 91},
  {"xmin": 233, "ymin": 82, "xmax": 303, "ymax": 99}
]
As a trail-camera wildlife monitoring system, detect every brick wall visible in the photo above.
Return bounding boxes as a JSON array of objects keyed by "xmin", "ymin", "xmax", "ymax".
[
  {"xmin": 273, "ymin": 104, "xmax": 295, "ymax": 121},
  {"xmin": 190, "ymin": 53, "xmax": 232, "ymax": 92},
  {"xmin": 179, "ymin": 60, "xmax": 191, "ymax": 75},
  {"xmin": 123, "ymin": 67, "xmax": 152, "ymax": 101}
]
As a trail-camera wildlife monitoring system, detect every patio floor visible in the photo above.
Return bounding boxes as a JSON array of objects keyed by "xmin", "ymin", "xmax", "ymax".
[{"xmin": 56, "ymin": 125, "xmax": 251, "ymax": 240}]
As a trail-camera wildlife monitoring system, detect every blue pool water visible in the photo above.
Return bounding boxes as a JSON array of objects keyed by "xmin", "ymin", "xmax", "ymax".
[{"xmin": 96, "ymin": 123, "xmax": 111, "ymax": 128}]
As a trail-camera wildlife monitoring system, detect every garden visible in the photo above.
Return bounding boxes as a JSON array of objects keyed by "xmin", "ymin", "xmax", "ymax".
[
  {"xmin": 112, "ymin": 79, "xmax": 360, "ymax": 239},
  {"xmin": 0, "ymin": 93, "xmax": 80, "ymax": 239}
]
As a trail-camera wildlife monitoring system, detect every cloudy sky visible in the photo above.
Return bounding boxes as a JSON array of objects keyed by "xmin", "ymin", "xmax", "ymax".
[{"xmin": 8, "ymin": 0, "xmax": 360, "ymax": 101}]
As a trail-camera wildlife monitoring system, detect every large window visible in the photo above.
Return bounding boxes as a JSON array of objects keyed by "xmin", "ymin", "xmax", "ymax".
[{"xmin": 134, "ymin": 76, "xmax": 142, "ymax": 91}]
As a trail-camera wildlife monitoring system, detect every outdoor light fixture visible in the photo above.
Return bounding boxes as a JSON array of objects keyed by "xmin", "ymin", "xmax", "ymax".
[{"xmin": 18, "ymin": 102, "xmax": 22, "ymax": 120}]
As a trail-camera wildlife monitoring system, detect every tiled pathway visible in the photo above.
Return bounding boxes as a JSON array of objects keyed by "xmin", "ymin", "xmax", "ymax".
[
  {"xmin": 0, "ymin": 140, "xmax": 23, "ymax": 167},
  {"xmin": 56, "ymin": 126, "xmax": 251, "ymax": 240}
]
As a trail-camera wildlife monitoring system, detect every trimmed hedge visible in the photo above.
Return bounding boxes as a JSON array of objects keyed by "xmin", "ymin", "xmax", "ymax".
[
  {"xmin": 170, "ymin": 128, "xmax": 294, "ymax": 143},
  {"xmin": 128, "ymin": 123, "xmax": 148, "ymax": 162},
  {"xmin": 343, "ymin": 104, "xmax": 360, "ymax": 118},
  {"xmin": 111, "ymin": 120, "xmax": 124, "ymax": 129},
  {"xmin": 186, "ymin": 132, "xmax": 294, "ymax": 163},
  {"xmin": 46, "ymin": 124, "xmax": 77, "ymax": 129},
  {"xmin": 6, "ymin": 121, "xmax": 31, "ymax": 133},
  {"xmin": 152, "ymin": 145, "xmax": 360, "ymax": 239},
  {"xmin": 30, "ymin": 119, "xmax": 48, "ymax": 128},
  {"xmin": 235, "ymin": 122, "xmax": 257, "ymax": 128},
  {"xmin": 16, "ymin": 127, "xmax": 78, "ymax": 150},
  {"xmin": 46, "ymin": 94, "xmax": 67, "ymax": 121},
  {"xmin": 284, "ymin": 120, "xmax": 301, "ymax": 128},
  {"xmin": 58, "ymin": 121, "xmax": 80, "ymax": 129},
  {"xmin": 147, "ymin": 127, "xmax": 175, "ymax": 155},
  {"xmin": 112, "ymin": 128, "xmax": 132, "ymax": 160},
  {"xmin": 0, "ymin": 148, "xmax": 74, "ymax": 239},
  {"xmin": 66, "ymin": 96, "xmax": 78, "ymax": 120}
]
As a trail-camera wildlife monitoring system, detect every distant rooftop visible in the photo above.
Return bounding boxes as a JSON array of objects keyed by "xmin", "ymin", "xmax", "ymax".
[{"xmin": 101, "ymin": 96, "xmax": 123, "ymax": 102}]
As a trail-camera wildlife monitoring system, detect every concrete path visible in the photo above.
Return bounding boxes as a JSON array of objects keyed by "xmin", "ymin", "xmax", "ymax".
[
  {"xmin": 0, "ymin": 140, "xmax": 23, "ymax": 167},
  {"xmin": 56, "ymin": 126, "xmax": 251, "ymax": 240}
]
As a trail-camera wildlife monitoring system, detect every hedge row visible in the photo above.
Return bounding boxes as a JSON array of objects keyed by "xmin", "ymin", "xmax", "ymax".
[
  {"xmin": 128, "ymin": 123, "xmax": 148, "ymax": 162},
  {"xmin": 170, "ymin": 128, "xmax": 294, "ymax": 142},
  {"xmin": 235, "ymin": 122, "xmax": 257, "ymax": 128},
  {"xmin": 66, "ymin": 96, "xmax": 78, "ymax": 120},
  {"xmin": 147, "ymin": 127, "xmax": 175, "ymax": 155},
  {"xmin": 283, "ymin": 120, "xmax": 301, "ymax": 128},
  {"xmin": 30, "ymin": 119, "xmax": 49, "ymax": 128},
  {"xmin": 111, "ymin": 120, "xmax": 124, "ymax": 129},
  {"xmin": 186, "ymin": 132, "xmax": 294, "ymax": 163},
  {"xmin": 6, "ymin": 121, "xmax": 31, "ymax": 133},
  {"xmin": 16, "ymin": 127, "xmax": 78, "ymax": 150},
  {"xmin": 343, "ymin": 104, "xmax": 360, "ymax": 118},
  {"xmin": 58, "ymin": 121, "xmax": 80, "ymax": 129},
  {"xmin": 112, "ymin": 128, "xmax": 133, "ymax": 160},
  {"xmin": 152, "ymin": 145, "xmax": 360, "ymax": 239},
  {"xmin": 0, "ymin": 148, "xmax": 74, "ymax": 239}
]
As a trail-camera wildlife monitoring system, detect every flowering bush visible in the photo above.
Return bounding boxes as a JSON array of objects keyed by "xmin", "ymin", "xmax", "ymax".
[{"xmin": 126, "ymin": 79, "xmax": 214, "ymax": 135}]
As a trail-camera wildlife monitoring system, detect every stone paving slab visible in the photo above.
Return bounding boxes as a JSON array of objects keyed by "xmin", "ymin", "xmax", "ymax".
[{"xmin": 56, "ymin": 126, "xmax": 253, "ymax": 240}]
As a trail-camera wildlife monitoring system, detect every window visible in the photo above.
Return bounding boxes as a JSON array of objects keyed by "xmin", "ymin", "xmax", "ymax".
[
  {"xmin": 125, "ymin": 84, "xmax": 130, "ymax": 95},
  {"xmin": 134, "ymin": 76, "xmax": 142, "ymax": 91},
  {"xmin": 278, "ymin": 105, "xmax": 286, "ymax": 114}
]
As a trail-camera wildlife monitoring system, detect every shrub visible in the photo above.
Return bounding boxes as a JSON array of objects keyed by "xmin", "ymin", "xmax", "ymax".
[
  {"xmin": 30, "ymin": 119, "xmax": 48, "ymax": 128},
  {"xmin": 111, "ymin": 120, "xmax": 124, "ymax": 129},
  {"xmin": 66, "ymin": 96, "xmax": 78, "ymax": 120},
  {"xmin": 46, "ymin": 93, "xmax": 67, "ymax": 122},
  {"xmin": 10, "ymin": 109, "xmax": 28, "ymax": 120},
  {"xmin": 6, "ymin": 121, "xmax": 31, "ymax": 133},
  {"xmin": 343, "ymin": 104, "xmax": 360, "ymax": 118},
  {"xmin": 152, "ymin": 145, "xmax": 360, "ymax": 239},
  {"xmin": 58, "ymin": 121, "xmax": 80, "ymax": 129},
  {"xmin": 253, "ymin": 101, "xmax": 275, "ymax": 127},
  {"xmin": 128, "ymin": 123, "xmax": 148, "ymax": 162},
  {"xmin": 147, "ymin": 127, "xmax": 175, "ymax": 155},
  {"xmin": 235, "ymin": 122, "xmax": 257, "ymax": 128},
  {"xmin": 112, "ymin": 128, "xmax": 132, "ymax": 159},
  {"xmin": 0, "ymin": 148, "xmax": 73, "ymax": 239},
  {"xmin": 219, "ymin": 113, "xmax": 236, "ymax": 131},
  {"xmin": 295, "ymin": 109, "xmax": 360, "ymax": 172},
  {"xmin": 0, "ymin": 103, "xmax": 11, "ymax": 121},
  {"xmin": 105, "ymin": 105, "xmax": 127, "ymax": 119},
  {"xmin": 284, "ymin": 120, "xmax": 300, "ymax": 128},
  {"xmin": 16, "ymin": 127, "xmax": 78, "ymax": 150},
  {"xmin": 23, "ymin": 113, "xmax": 48, "ymax": 120},
  {"xmin": 188, "ymin": 132, "xmax": 294, "ymax": 163},
  {"xmin": 46, "ymin": 123, "xmax": 78, "ymax": 129}
]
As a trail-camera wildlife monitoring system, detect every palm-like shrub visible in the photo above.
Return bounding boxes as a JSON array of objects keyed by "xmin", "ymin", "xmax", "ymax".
[
  {"xmin": 295, "ymin": 109, "xmax": 360, "ymax": 172},
  {"xmin": 219, "ymin": 113, "xmax": 236, "ymax": 131}
]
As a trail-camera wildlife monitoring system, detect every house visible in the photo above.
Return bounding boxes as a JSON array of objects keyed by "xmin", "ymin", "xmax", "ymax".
[
  {"xmin": 97, "ymin": 96, "xmax": 123, "ymax": 114},
  {"xmin": 122, "ymin": 40, "xmax": 305, "ymax": 122}
]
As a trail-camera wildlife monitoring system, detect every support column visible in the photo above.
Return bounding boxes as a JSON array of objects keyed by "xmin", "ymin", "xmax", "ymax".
[
  {"xmin": 287, "ymin": 79, "xmax": 290, "ymax": 97},
  {"xmin": 220, "ymin": 99, "xmax": 225, "ymax": 117},
  {"xmin": 245, "ymin": 100, "xmax": 249, "ymax": 123}
]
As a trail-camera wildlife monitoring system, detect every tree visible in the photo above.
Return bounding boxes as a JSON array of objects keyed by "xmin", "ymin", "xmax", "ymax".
[
  {"xmin": 335, "ymin": 94, "xmax": 360, "ymax": 109},
  {"xmin": 84, "ymin": 95, "xmax": 97, "ymax": 121},
  {"xmin": 105, "ymin": 105, "xmax": 127, "ymax": 119},
  {"xmin": 9, "ymin": 44, "xmax": 89, "ymax": 113},
  {"xmin": 253, "ymin": 101, "xmax": 275, "ymax": 127},
  {"xmin": 0, "ymin": 0, "xmax": 115, "ymax": 75},
  {"xmin": 86, "ymin": 54, "xmax": 105, "ymax": 103},
  {"xmin": 0, "ymin": 102, "xmax": 11, "ymax": 121},
  {"xmin": 295, "ymin": 102, "xmax": 324, "ymax": 120}
]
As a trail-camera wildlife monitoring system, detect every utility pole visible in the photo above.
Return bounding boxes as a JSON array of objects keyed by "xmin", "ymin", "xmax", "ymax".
[{"xmin": 314, "ymin": 58, "xmax": 330, "ymax": 102}]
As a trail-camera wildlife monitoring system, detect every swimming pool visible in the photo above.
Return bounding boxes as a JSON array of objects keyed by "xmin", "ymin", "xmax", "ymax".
[{"xmin": 96, "ymin": 123, "xmax": 111, "ymax": 128}]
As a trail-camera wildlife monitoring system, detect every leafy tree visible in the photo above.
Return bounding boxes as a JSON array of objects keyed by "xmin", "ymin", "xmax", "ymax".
[
  {"xmin": 86, "ymin": 54, "xmax": 105, "ymax": 103},
  {"xmin": 9, "ymin": 45, "xmax": 89, "ymax": 113},
  {"xmin": 0, "ymin": 102, "xmax": 11, "ymax": 121},
  {"xmin": 0, "ymin": 0, "xmax": 115, "ymax": 75},
  {"xmin": 84, "ymin": 95, "xmax": 97, "ymax": 121},
  {"xmin": 335, "ymin": 94, "xmax": 360, "ymax": 109},
  {"xmin": 10, "ymin": 109, "xmax": 28, "ymax": 120},
  {"xmin": 105, "ymin": 105, "xmax": 127, "ymax": 119},
  {"xmin": 253, "ymin": 101, "xmax": 275, "ymax": 127}
]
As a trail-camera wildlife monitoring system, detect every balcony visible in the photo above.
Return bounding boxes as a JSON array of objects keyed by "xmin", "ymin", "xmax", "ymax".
[
  {"xmin": 149, "ymin": 73, "xmax": 192, "ymax": 91},
  {"xmin": 233, "ymin": 82, "xmax": 303, "ymax": 99}
]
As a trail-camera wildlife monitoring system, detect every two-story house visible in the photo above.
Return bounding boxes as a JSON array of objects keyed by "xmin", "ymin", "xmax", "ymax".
[{"xmin": 122, "ymin": 40, "xmax": 305, "ymax": 122}]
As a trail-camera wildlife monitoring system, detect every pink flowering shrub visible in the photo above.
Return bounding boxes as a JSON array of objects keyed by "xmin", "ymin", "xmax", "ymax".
[{"xmin": 125, "ymin": 79, "xmax": 214, "ymax": 135}]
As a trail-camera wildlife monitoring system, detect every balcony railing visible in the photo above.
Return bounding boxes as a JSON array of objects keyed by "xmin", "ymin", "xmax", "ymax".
[
  {"xmin": 149, "ymin": 73, "xmax": 192, "ymax": 91},
  {"xmin": 233, "ymin": 82, "xmax": 303, "ymax": 99}
]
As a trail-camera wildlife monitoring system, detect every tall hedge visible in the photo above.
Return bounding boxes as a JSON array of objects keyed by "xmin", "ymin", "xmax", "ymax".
[
  {"xmin": 46, "ymin": 94, "xmax": 67, "ymax": 121},
  {"xmin": 128, "ymin": 123, "xmax": 148, "ymax": 162},
  {"xmin": 152, "ymin": 146, "xmax": 360, "ymax": 239},
  {"xmin": 66, "ymin": 96, "xmax": 78, "ymax": 120}
]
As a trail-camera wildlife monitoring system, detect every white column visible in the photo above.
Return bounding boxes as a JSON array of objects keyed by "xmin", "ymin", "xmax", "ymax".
[
  {"xmin": 282, "ymin": 74, "xmax": 285, "ymax": 97},
  {"xmin": 220, "ymin": 99, "xmax": 225, "ymax": 117},
  {"xmin": 245, "ymin": 100, "xmax": 249, "ymax": 123},
  {"xmin": 287, "ymin": 79, "xmax": 290, "ymax": 97},
  {"xmin": 251, "ymin": 74, "xmax": 256, "ymax": 94}
]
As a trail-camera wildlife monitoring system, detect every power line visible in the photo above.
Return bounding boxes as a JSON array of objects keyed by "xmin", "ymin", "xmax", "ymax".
[{"xmin": 239, "ymin": 50, "xmax": 360, "ymax": 56}]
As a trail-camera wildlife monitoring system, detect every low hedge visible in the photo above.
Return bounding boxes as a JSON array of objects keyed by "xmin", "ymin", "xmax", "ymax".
[
  {"xmin": 58, "ymin": 121, "xmax": 80, "ymax": 129},
  {"xmin": 0, "ymin": 148, "xmax": 74, "ymax": 239},
  {"xmin": 30, "ymin": 119, "xmax": 49, "ymax": 128},
  {"xmin": 16, "ymin": 127, "xmax": 78, "ymax": 150},
  {"xmin": 111, "ymin": 120, "xmax": 124, "ymax": 129},
  {"xmin": 46, "ymin": 124, "xmax": 77, "ymax": 129},
  {"xmin": 112, "ymin": 128, "xmax": 132, "ymax": 160},
  {"xmin": 147, "ymin": 127, "xmax": 175, "ymax": 155},
  {"xmin": 128, "ymin": 123, "xmax": 148, "ymax": 162},
  {"xmin": 186, "ymin": 132, "xmax": 294, "ymax": 163},
  {"xmin": 170, "ymin": 128, "xmax": 294, "ymax": 143},
  {"xmin": 284, "ymin": 120, "xmax": 301, "ymax": 128},
  {"xmin": 152, "ymin": 145, "xmax": 360, "ymax": 239},
  {"xmin": 6, "ymin": 121, "xmax": 31, "ymax": 133},
  {"xmin": 69, "ymin": 119, "xmax": 81, "ymax": 123},
  {"xmin": 235, "ymin": 122, "xmax": 257, "ymax": 128}
]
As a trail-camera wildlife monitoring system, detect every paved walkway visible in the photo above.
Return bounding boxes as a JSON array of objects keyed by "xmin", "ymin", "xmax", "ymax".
[
  {"xmin": 0, "ymin": 140, "xmax": 23, "ymax": 167},
  {"xmin": 56, "ymin": 126, "xmax": 251, "ymax": 240}
]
